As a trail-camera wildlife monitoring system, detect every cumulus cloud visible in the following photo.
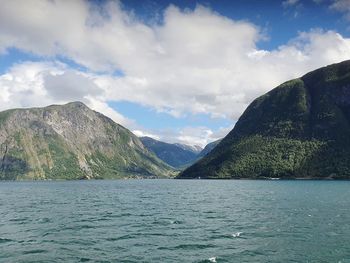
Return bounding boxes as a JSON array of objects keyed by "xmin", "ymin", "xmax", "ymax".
[
  {"xmin": 0, "ymin": 62, "xmax": 133, "ymax": 127},
  {"xmin": 44, "ymin": 71, "xmax": 103, "ymax": 101},
  {"xmin": 0, "ymin": 62, "xmax": 61, "ymax": 109},
  {"xmin": 1, "ymin": 0, "xmax": 350, "ymax": 145}
]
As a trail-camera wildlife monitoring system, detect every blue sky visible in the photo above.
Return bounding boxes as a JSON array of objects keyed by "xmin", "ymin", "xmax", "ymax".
[
  {"xmin": 110, "ymin": 101, "xmax": 231, "ymax": 130},
  {"xmin": 0, "ymin": 0, "xmax": 350, "ymax": 146},
  {"xmin": 119, "ymin": 0, "xmax": 350, "ymax": 48}
]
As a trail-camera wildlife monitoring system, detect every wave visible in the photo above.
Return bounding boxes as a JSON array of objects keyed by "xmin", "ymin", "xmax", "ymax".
[
  {"xmin": 208, "ymin": 257, "xmax": 217, "ymax": 262},
  {"xmin": 232, "ymin": 232, "xmax": 243, "ymax": 238},
  {"xmin": 0, "ymin": 238, "xmax": 13, "ymax": 243}
]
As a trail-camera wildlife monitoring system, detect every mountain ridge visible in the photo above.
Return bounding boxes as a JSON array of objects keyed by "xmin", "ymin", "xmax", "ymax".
[
  {"xmin": 179, "ymin": 60, "xmax": 350, "ymax": 179},
  {"xmin": 173, "ymin": 143, "xmax": 203, "ymax": 154},
  {"xmin": 197, "ymin": 139, "xmax": 221, "ymax": 158},
  {"xmin": 140, "ymin": 136, "xmax": 200, "ymax": 168},
  {"xmin": 0, "ymin": 102, "xmax": 174, "ymax": 180}
]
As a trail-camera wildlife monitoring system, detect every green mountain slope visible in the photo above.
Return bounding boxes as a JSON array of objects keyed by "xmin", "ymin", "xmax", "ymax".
[
  {"xmin": 197, "ymin": 139, "xmax": 221, "ymax": 158},
  {"xmin": 179, "ymin": 60, "xmax": 350, "ymax": 179},
  {"xmin": 0, "ymin": 102, "xmax": 173, "ymax": 180},
  {"xmin": 140, "ymin": 136, "xmax": 199, "ymax": 168}
]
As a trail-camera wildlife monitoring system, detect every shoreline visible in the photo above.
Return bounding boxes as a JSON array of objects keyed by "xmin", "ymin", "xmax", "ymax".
[{"xmin": 2, "ymin": 177, "xmax": 350, "ymax": 182}]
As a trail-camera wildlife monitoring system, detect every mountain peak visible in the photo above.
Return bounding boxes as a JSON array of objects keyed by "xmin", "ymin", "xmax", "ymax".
[
  {"xmin": 65, "ymin": 101, "xmax": 88, "ymax": 107},
  {"xmin": 0, "ymin": 103, "xmax": 173, "ymax": 180},
  {"xmin": 173, "ymin": 143, "xmax": 203, "ymax": 154}
]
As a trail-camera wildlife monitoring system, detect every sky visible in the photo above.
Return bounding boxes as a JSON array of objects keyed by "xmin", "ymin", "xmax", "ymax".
[{"xmin": 1, "ymin": 0, "xmax": 350, "ymax": 147}]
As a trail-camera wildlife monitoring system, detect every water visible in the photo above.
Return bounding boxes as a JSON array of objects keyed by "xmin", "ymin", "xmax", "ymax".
[{"xmin": 1, "ymin": 180, "xmax": 350, "ymax": 263}]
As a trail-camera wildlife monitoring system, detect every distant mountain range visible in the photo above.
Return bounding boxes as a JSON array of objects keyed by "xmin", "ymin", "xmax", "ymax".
[
  {"xmin": 0, "ymin": 102, "xmax": 173, "ymax": 180},
  {"xmin": 173, "ymin": 143, "xmax": 203, "ymax": 154},
  {"xmin": 179, "ymin": 60, "xmax": 350, "ymax": 179},
  {"xmin": 140, "ymin": 136, "xmax": 220, "ymax": 168}
]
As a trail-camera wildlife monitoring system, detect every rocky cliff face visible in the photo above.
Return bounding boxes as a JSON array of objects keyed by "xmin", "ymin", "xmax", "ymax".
[
  {"xmin": 0, "ymin": 102, "xmax": 173, "ymax": 180},
  {"xmin": 179, "ymin": 60, "xmax": 350, "ymax": 179}
]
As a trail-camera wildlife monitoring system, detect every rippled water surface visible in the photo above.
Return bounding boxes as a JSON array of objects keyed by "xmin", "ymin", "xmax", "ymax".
[{"xmin": 1, "ymin": 180, "xmax": 350, "ymax": 262}]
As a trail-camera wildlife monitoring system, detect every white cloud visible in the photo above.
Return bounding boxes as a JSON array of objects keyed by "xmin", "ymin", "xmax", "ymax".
[
  {"xmin": 132, "ymin": 130, "xmax": 160, "ymax": 140},
  {"xmin": 134, "ymin": 125, "xmax": 232, "ymax": 148},
  {"xmin": 282, "ymin": 0, "xmax": 300, "ymax": 8},
  {"xmin": 330, "ymin": 0, "xmax": 350, "ymax": 20},
  {"xmin": 0, "ymin": 62, "xmax": 60, "ymax": 109},
  {"xmin": 0, "ymin": 62, "xmax": 132, "ymax": 127},
  {"xmin": 1, "ymin": 1, "xmax": 350, "ymax": 146},
  {"xmin": 44, "ymin": 70, "xmax": 103, "ymax": 101},
  {"xmin": 175, "ymin": 126, "xmax": 229, "ymax": 147}
]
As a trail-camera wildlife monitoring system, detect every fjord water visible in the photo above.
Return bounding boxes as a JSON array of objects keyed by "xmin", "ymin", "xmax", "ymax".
[{"xmin": 1, "ymin": 180, "xmax": 350, "ymax": 262}]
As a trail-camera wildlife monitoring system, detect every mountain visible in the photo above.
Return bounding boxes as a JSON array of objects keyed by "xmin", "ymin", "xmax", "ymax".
[
  {"xmin": 179, "ymin": 60, "xmax": 350, "ymax": 179},
  {"xmin": 197, "ymin": 139, "xmax": 221, "ymax": 158},
  {"xmin": 140, "ymin": 137, "xmax": 221, "ymax": 169},
  {"xmin": 0, "ymin": 102, "xmax": 173, "ymax": 180},
  {"xmin": 140, "ymin": 137, "xmax": 199, "ymax": 168},
  {"xmin": 173, "ymin": 143, "xmax": 203, "ymax": 154}
]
